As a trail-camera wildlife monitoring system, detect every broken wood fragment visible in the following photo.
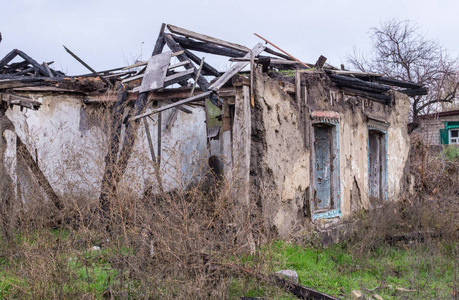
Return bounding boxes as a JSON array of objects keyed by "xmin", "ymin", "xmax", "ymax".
[
  {"xmin": 164, "ymin": 68, "xmax": 194, "ymax": 85},
  {"xmin": 139, "ymin": 51, "xmax": 172, "ymax": 93},
  {"xmin": 314, "ymin": 55, "xmax": 327, "ymax": 69}
]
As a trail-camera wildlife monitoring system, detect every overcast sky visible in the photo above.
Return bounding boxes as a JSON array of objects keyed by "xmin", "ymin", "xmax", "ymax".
[{"xmin": 2, "ymin": 0, "xmax": 459, "ymax": 75}]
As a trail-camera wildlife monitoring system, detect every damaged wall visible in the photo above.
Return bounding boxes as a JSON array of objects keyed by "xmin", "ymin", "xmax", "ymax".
[
  {"xmin": 5, "ymin": 92, "xmax": 208, "ymax": 201},
  {"xmin": 251, "ymin": 70, "xmax": 411, "ymax": 237}
]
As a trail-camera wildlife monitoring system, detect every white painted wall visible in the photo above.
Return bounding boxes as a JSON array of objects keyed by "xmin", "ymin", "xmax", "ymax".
[{"xmin": 6, "ymin": 93, "xmax": 208, "ymax": 199}]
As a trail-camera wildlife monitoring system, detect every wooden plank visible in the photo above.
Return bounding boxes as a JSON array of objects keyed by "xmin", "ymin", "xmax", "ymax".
[
  {"xmin": 157, "ymin": 108, "xmax": 162, "ymax": 166},
  {"xmin": 168, "ymin": 60, "xmax": 190, "ymax": 70},
  {"xmin": 130, "ymin": 91, "xmax": 212, "ymax": 121},
  {"xmin": 167, "ymin": 24, "xmax": 250, "ymax": 53},
  {"xmin": 122, "ymin": 73, "xmax": 144, "ymax": 83},
  {"xmin": 16, "ymin": 136, "xmax": 64, "ymax": 210},
  {"xmin": 164, "ymin": 68, "xmax": 194, "ymax": 83},
  {"xmin": 209, "ymin": 43, "xmax": 266, "ymax": 91},
  {"xmin": 139, "ymin": 51, "xmax": 172, "ymax": 93},
  {"xmin": 143, "ymin": 117, "xmax": 156, "ymax": 163}
]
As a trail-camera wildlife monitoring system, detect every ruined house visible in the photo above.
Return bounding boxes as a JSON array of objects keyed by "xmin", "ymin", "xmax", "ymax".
[{"xmin": 0, "ymin": 24, "xmax": 426, "ymax": 237}]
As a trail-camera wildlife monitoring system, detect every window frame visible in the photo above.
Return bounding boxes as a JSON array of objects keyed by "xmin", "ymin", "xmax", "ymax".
[{"xmin": 449, "ymin": 129, "xmax": 459, "ymax": 144}]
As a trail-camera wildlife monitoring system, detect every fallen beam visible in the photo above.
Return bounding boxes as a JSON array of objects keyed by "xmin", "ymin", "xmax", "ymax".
[
  {"xmin": 271, "ymin": 276, "xmax": 342, "ymax": 300},
  {"xmin": 17, "ymin": 136, "xmax": 63, "ymax": 210}
]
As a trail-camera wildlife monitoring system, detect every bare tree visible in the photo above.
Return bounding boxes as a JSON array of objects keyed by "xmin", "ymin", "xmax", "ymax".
[{"xmin": 348, "ymin": 19, "xmax": 459, "ymax": 129}]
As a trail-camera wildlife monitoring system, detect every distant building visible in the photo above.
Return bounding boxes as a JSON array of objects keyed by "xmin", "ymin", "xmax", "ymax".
[{"xmin": 412, "ymin": 110, "xmax": 459, "ymax": 145}]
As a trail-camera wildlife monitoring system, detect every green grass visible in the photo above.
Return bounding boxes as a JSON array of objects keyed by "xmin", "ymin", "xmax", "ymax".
[
  {"xmin": 0, "ymin": 231, "xmax": 456, "ymax": 299},
  {"xmin": 262, "ymin": 240, "xmax": 456, "ymax": 299},
  {"xmin": 442, "ymin": 145, "xmax": 459, "ymax": 161}
]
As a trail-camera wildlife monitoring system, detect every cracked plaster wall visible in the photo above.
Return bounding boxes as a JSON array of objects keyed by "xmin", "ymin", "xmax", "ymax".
[
  {"xmin": 251, "ymin": 71, "xmax": 411, "ymax": 237},
  {"xmin": 5, "ymin": 93, "xmax": 208, "ymax": 200}
]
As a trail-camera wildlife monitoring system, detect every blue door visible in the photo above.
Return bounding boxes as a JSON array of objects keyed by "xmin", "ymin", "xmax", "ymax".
[{"xmin": 314, "ymin": 126, "xmax": 331, "ymax": 210}]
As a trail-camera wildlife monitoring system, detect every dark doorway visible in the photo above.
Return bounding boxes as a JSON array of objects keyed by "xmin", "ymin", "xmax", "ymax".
[{"xmin": 368, "ymin": 130, "xmax": 386, "ymax": 202}]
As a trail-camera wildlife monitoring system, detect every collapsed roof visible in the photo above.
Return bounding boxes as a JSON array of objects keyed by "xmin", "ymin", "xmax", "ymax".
[{"xmin": 0, "ymin": 23, "xmax": 428, "ymax": 114}]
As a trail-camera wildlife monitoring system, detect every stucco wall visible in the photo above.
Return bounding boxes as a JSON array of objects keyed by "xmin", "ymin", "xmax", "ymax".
[
  {"xmin": 5, "ymin": 93, "xmax": 208, "ymax": 200},
  {"xmin": 251, "ymin": 71, "xmax": 411, "ymax": 237}
]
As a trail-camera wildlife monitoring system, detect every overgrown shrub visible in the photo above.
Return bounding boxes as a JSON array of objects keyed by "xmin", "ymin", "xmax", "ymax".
[{"xmin": 442, "ymin": 145, "xmax": 459, "ymax": 161}]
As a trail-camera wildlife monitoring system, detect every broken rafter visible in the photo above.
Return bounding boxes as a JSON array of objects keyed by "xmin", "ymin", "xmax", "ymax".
[
  {"xmin": 0, "ymin": 49, "xmax": 19, "ymax": 70},
  {"xmin": 172, "ymin": 34, "xmax": 247, "ymax": 58},
  {"xmin": 63, "ymin": 45, "xmax": 112, "ymax": 87},
  {"xmin": 164, "ymin": 33, "xmax": 221, "ymax": 106},
  {"xmin": 167, "ymin": 24, "xmax": 250, "ymax": 53},
  {"xmin": 15, "ymin": 50, "xmax": 49, "ymax": 76},
  {"xmin": 341, "ymin": 87, "xmax": 390, "ymax": 105},
  {"xmin": 328, "ymin": 73, "xmax": 391, "ymax": 94}
]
